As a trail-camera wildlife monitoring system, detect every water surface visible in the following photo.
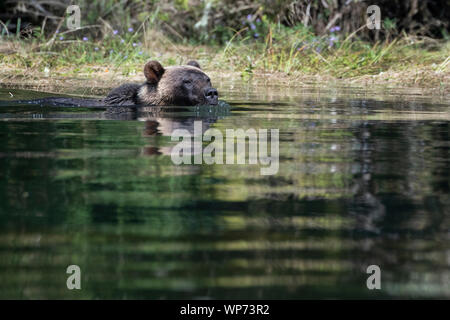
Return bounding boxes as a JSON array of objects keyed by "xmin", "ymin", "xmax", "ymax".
[{"xmin": 0, "ymin": 82, "xmax": 448, "ymax": 299}]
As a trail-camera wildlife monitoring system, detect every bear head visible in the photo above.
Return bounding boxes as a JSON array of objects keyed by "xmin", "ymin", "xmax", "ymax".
[{"xmin": 138, "ymin": 60, "xmax": 218, "ymax": 106}]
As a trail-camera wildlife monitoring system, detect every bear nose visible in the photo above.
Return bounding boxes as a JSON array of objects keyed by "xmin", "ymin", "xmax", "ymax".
[{"xmin": 205, "ymin": 88, "xmax": 218, "ymax": 98}]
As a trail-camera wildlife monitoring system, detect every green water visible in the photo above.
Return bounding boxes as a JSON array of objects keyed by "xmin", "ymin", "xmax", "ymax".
[{"xmin": 0, "ymin": 83, "xmax": 448, "ymax": 299}]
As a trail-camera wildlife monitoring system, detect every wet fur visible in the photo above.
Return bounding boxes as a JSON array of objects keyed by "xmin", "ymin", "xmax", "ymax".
[
  {"xmin": 104, "ymin": 61, "xmax": 217, "ymax": 107},
  {"xmin": 9, "ymin": 61, "xmax": 217, "ymax": 109},
  {"xmin": 103, "ymin": 83, "xmax": 141, "ymax": 105}
]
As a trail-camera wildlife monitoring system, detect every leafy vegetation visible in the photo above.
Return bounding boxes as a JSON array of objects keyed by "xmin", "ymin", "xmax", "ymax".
[{"xmin": 0, "ymin": 0, "xmax": 448, "ymax": 89}]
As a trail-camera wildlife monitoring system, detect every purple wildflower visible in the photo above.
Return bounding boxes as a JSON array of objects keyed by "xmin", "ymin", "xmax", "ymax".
[
  {"xmin": 132, "ymin": 42, "xmax": 137, "ymax": 47},
  {"xmin": 94, "ymin": 47, "xmax": 99, "ymax": 51},
  {"xmin": 330, "ymin": 26, "xmax": 341, "ymax": 32},
  {"xmin": 138, "ymin": 51, "xmax": 143, "ymax": 55},
  {"xmin": 329, "ymin": 36, "xmax": 337, "ymax": 47},
  {"xmin": 55, "ymin": 30, "xmax": 59, "ymax": 34},
  {"xmin": 246, "ymin": 14, "xmax": 252, "ymax": 21},
  {"xmin": 59, "ymin": 36, "xmax": 64, "ymax": 40},
  {"xmin": 128, "ymin": 27, "xmax": 134, "ymax": 32},
  {"xmin": 256, "ymin": 18, "xmax": 261, "ymax": 23},
  {"xmin": 113, "ymin": 30, "xmax": 119, "ymax": 35},
  {"xmin": 253, "ymin": 33, "xmax": 259, "ymax": 38},
  {"xmin": 250, "ymin": 23, "xmax": 256, "ymax": 30},
  {"xmin": 120, "ymin": 39, "xmax": 125, "ymax": 43},
  {"xmin": 82, "ymin": 37, "xmax": 88, "ymax": 41}
]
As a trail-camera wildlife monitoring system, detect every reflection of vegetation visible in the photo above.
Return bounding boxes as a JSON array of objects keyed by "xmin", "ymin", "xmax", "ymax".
[{"xmin": 0, "ymin": 89, "xmax": 449, "ymax": 298}]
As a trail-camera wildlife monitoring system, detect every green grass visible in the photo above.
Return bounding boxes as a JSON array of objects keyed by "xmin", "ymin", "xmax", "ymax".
[{"xmin": 0, "ymin": 19, "xmax": 449, "ymax": 88}]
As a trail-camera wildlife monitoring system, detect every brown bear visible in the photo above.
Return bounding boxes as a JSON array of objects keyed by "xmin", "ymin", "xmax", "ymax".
[{"xmin": 103, "ymin": 60, "xmax": 218, "ymax": 106}]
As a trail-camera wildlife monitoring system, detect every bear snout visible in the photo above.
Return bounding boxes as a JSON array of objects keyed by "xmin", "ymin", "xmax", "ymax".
[{"xmin": 204, "ymin": 88, "xmax": 219, "ymax": 105}]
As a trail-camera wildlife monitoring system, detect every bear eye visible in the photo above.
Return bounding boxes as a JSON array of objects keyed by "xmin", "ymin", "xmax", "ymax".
[{"xmin": 183, "ymin": 79, "xmax": 192, "ymax": 84}]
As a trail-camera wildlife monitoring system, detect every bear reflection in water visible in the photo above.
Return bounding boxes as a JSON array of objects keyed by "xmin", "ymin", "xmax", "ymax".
[{"xmin": 138, "ymin": 106, "xmax": 229, "ymax": 157}]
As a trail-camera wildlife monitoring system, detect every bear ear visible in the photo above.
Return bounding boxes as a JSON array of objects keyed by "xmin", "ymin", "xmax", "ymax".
[
  {"xmin": 144, "ymin": 60, "xmax": 165, "ymax": 84},
  {"xmin": 187, "ymin": 60, "xmax": 201, "ymax": 69}
]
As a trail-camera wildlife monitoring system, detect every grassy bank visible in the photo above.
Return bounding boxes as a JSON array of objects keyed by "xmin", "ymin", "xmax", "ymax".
[{"xmin": 0, "ymin": 22, "xmax": 449, "ymax": 95}]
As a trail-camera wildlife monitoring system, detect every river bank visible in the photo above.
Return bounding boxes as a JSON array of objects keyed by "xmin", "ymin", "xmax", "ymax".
[{"xmin": 0, "ymin": 37, "xmax": 448, "ymax": 98}]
